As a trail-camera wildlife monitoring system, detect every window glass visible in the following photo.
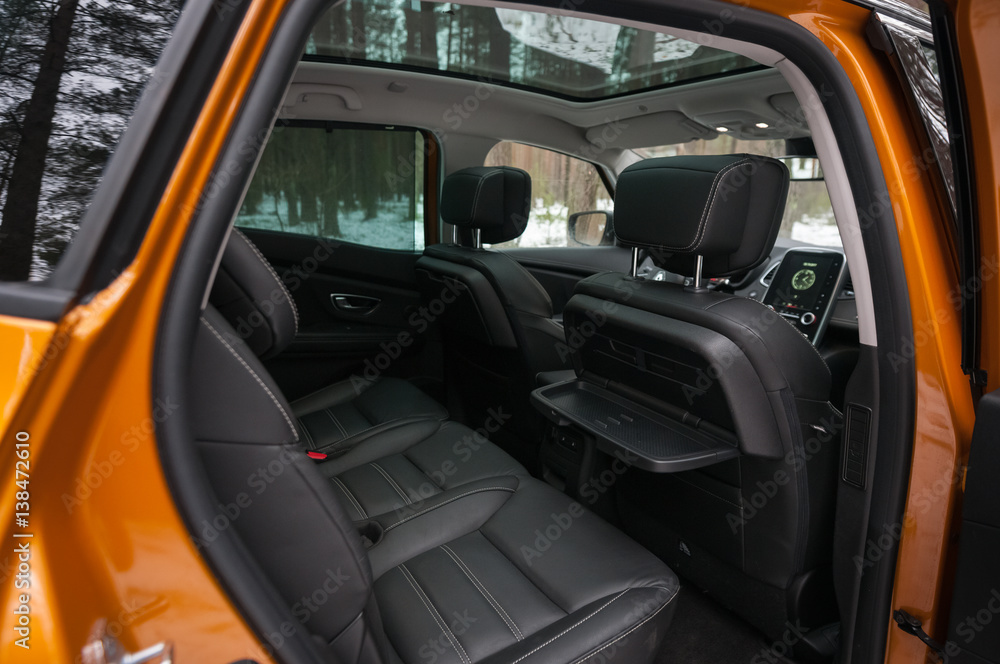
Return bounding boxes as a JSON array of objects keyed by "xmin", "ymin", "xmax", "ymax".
[
  {"xmin": 636, "ymin": 136, "xmax": 841, "ymax": 247},
  {"xmin": 306, "ymin": 1, "xmax": 763, "ymax": 101},
  {"xmin": 483, "ymin": 142, "xmax": 612, "ymax": 248},
  {"xmin": 237, "ymin": 124, "xmax": 426, "ymax": 252},
  {"xmin": 0, "ymin": 1, "xmax": 183, "ymax": 281}
]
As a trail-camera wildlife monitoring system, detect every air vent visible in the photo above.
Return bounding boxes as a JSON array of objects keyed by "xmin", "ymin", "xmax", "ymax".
[
  {"xmin": 841, "ymin": 273, "xmax": 854, "ymax": 298},
  {"xmin": 759, "ymin": 261, "xmax": 781, "ymax": 288}
]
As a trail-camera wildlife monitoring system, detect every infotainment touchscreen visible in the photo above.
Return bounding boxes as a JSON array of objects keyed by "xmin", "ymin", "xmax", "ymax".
[
  {"xmin": 762, "ymin": 249, "xmax": 845, "ymax": 345},
  {"xmin": 769, "ymin": 252, "xmax": 838, "ymax": 311}
]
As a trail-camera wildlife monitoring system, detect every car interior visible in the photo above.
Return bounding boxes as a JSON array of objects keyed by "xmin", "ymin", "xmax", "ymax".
[{"xmin": 159, "ymin": 1, "xmax": 895, "ymax": 662}]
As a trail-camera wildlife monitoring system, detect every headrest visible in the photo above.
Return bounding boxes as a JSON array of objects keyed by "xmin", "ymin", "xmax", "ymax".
[
  {"xmin": 614, "ymin": 155, "xmax": 789, "ymax": 277},
  {"xmin": 441, "ymin": 166, "xmax": 531, "ymax": 244},
  {"xmin": 209, "ymin": 229, "xmax": 298, "ymax": 359}
]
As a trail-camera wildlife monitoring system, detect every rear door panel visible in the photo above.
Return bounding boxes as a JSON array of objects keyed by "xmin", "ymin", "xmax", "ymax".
[{"xmin": 240, "ymin": 228, "xmax": 433, "ymax": 400}]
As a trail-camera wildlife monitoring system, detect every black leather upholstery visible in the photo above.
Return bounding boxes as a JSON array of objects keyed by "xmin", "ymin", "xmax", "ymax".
[
  {"xmin": 210, "ymin": 229, "xmax": 449, "ymax": 460},
  {"xmin": 615, "ymin": 155, "xmax": 789, "ymax": 278},
  {"xmin": 190, "ymin": 307, "xmax": 393, "ymax": 662},
  {"xmin": 209, "ymin": 228, "xmax": 299, "ymax": 359},
  {"xmin": 563, "ymin": 154, "xmax": 840, "ymax": 639},
  {"xmin": 293, "ymin": 377, "xmax": 448, "ymax": 456},
  {"xmin": 418, "ymin": 169, "xmax": 572, "ymax": 462},
  {"xmin": 187, "ymin": 304, "xmax": 680, "ymax": 663},
  {"xmin": 441, "ymin": 166, "xmax": 531, "ymax": 245}
]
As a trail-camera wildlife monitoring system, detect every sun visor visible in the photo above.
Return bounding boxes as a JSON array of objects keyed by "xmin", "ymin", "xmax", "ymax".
[{"xmin": 585, "ymin": 111, "xmax": 717, "ymax": 149}]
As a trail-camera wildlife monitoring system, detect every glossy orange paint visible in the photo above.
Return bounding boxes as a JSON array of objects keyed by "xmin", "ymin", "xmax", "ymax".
[
  {"xmin": 742, "ymin": 1, "xmax": 975, "ymax": 662},
  {"xmin": 0, "ymin": 0, "xmax": 292, "ymax": 661}
]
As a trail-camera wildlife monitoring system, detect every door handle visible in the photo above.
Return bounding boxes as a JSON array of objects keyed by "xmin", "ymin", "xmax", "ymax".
[{"xmin": 331, "ymin": 293, "xmax": 380, "ymax": 314}]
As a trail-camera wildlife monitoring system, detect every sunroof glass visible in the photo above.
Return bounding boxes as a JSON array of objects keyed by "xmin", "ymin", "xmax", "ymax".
[{"xmin": 306, "ymin": 2, "xmax": 764, "ymax": 100}]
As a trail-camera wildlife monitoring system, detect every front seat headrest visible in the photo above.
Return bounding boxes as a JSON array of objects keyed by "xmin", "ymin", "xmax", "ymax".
[
  {"xmin": 209, "ymin": 228, "xmax": 299, "ymax": 359},
  {"xmin": 441, "ymin": 166, "xmax": 531, "ymax": 244},
  {"xmin": 614, "ymin": 154, "xmax": 789, "ymax": 277}
]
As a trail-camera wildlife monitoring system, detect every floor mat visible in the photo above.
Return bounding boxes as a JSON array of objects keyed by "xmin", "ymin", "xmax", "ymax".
[{"xmin": 657, "ymin": 585, "xmax": 791, "ymax": 663}]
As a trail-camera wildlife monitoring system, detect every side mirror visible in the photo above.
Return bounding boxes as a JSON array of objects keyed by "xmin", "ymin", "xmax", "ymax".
[
  {"xmin": 777, "ymin": 156, "xmax": 824, "ymax": 181},
  {"xmin": 568, "ymin": 210, "xmax": 613, "ymax": 247}
]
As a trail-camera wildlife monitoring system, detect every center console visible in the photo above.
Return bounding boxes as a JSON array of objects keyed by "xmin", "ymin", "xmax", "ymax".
[{"xmin": 761, "ymin": 248, "xmax": 846, "ymax": 345}]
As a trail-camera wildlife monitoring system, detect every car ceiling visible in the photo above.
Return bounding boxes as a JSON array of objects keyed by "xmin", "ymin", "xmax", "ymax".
[{"xmin": 280, "ymin": 61, "xmax": 810, "ymax": 175}]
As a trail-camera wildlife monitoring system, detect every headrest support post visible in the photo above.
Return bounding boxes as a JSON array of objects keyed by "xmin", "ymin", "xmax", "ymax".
[
  {"xmin": 693, "ymin": 255, "xmax": 705, "ymax": 289},
  {"xmin": 472, "ymin": 228, "xmax": 482, "ymax": 250},
  {"xmin": 630, "ymin": 247, "xmax": 640, "ymax": 279}
]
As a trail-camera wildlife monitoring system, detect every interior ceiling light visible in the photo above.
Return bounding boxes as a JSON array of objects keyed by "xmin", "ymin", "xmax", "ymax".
[
  {"xmin": 715, "ymin": 126, "xmax": 729, "ymax": 132},
  {"xmin": 755, "ymin": 122, "xmax": 769, "ymax": 128}
]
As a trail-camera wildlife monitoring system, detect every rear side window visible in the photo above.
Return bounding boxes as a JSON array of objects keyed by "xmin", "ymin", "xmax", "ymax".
[
  {"xmin": 484, "ymin": 141, "xmax": 613, "ymax": 248},
  {"xmin": 0, "ymin": 1, "xmax": 182, "ymax": 281},
  {"xmin": 236, "ymin": 123, "xmax": 430, "ymax": 252}
]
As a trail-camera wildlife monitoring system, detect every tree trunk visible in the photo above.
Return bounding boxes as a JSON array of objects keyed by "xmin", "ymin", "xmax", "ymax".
[
  {"xmin": 419, "ymin": 3, "xmax": 437, "ymax": 67},
  {"xmin": 284, "ymin": 187, "xmax": 299, "ymax": 226},
  {"xmin": 0, "ymin": 0, "xmax": 80, "ymax": 280},
  {"xmin": 403, "ymin": 6, "xmax": 419, "ymax": 66},
  {"xmin": 349, "ymin": 1, "xmax": 366, "ymax": 60}
]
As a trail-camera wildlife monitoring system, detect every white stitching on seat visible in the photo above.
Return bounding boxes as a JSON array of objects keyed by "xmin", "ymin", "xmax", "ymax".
[
  {"xmin": 384, "ymin": 487, "xmax": 515, "ymax": 532},
  {"xmin": 441, "ymin": 544, "xmax": 523, "ymax": 640},
  {"xmin": 511, "ymin": 589, "xmax": 630, "ymax": 664},
  {"xmin": 233, "ymin": 228, "xmax": 299, "ymax": 333},
  {"xmin": 324, "ymin": 408, "xmax": 350, "ymax": 438},
  {"xmin": 371, "ymin": 462, "xmax": 411, "ymax": 504},
  {"xmin": 566, "ymin": 588, "xmax": 680, "ymax": 664},
  {"xmin": 298, "ymin": 419, "xmax": 315, "ymax": 448},
  {"xmin": 200, "ymin": 317, "xmax": 298, "ymax": 441},
  {"xmin": 400, "ymin": 564, "xmax": 472, "ymax": 664},
  {"xmin": 331, "ymin": 477, "xmax": 368, "ymax": 519},
  {"xmin": 684, "ymin": 158, "xmax": 753, "ymax": 253}
]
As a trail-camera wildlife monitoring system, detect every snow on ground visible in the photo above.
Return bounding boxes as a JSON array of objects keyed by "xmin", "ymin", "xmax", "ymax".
[
  {"xmin": 791, "ymin": 213, "xmax": 842, "ymax": 248},
  {"xmin": 237, "ymin": 196, "xmax": 424, "ymax": 251}
]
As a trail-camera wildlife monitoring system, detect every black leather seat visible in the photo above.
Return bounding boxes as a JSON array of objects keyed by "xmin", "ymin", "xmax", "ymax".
[
  {"xmin": 188, "ymin": 298, "xmax": 680, "ymax": 664},
  {"xmin": 415, "ymin": 167, "xmax": 568, "ymax": 463},
  {"xmin": 210, "ymin": 228, "xmax": 448, "ymax": 457},
  {"xmin": 562, "ymin": 155, "xmax": 842, "ymax": 639}
]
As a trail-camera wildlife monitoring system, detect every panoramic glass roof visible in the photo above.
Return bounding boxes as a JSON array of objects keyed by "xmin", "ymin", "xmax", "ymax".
[{"xmin": 305, "ymin": 1, "xmax": 764, "ymax": 100}]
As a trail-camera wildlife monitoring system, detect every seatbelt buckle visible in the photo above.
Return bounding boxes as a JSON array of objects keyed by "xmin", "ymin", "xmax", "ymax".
[{"xmin": 306, "ymin": 451, "xmax": 328, "ymax": 460}]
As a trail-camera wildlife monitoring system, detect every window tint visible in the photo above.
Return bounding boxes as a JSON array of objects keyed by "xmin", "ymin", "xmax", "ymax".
[
  {"xmin": 484, "ymin": 142, "xmax": 612, "ymax": 248},
  {"xmin": 0, "ymin": 1, "xmax": 182, "ymax": 281},
  {"xmin": 636, "ymin": 136, "xmax": 841, "ymax": 247},
  {"xmin": 236, "ymin": 124, "xmax": 427, "ymax": 252}
]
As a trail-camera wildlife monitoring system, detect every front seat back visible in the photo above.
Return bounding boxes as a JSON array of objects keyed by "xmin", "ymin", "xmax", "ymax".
[
  {"xmin": 416, "ymin": 167, "xmax": 569, "ymax": 454},
  {"xmin": 563, "ymin": 155, "xmax": 842, "ymax": 639}
]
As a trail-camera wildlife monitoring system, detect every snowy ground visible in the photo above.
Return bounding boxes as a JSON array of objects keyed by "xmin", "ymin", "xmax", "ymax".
[
  {"xmin": 237, "ymin": 196, "xmax": 424, "ymax": 251},
  {"xmin": 790, "ymin": 212, "xmax": 842, "ymax": 248}
]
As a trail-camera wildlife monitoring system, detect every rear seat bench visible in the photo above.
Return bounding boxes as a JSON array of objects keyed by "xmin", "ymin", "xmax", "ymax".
[{"xmin": 191, "ymin": 230, "xmax": 680, "ymax": 663}]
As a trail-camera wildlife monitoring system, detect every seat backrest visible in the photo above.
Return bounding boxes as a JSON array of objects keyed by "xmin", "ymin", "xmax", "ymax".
[
  {"xmin": 208, "ymin": 228, "xmax": 298, "ymax": 359},
  {"xmin": 563, "ymin": 155, "xmax": 841, "ymax": 634},
  {"xmin": 415, "ymin": 166, "xmax": 565, "ymax": 369},
  {"xmin": 188, "ymin": 306, "xmax": 392, "ymax": 663}
]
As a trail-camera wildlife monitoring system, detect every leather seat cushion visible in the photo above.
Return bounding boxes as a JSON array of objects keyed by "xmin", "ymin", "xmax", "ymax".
[
  {"xmin": 292, "ymin": 377, "xmax": 448, "ymax": 455},
  {"xmin": 370, "ymin": 478, "xmax": 680, "ymax": 663},
  {"xmin": 319, "ymin": 421, "xmax": 530, "ymax": 522}
]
